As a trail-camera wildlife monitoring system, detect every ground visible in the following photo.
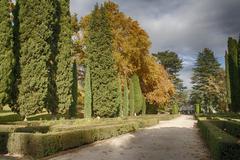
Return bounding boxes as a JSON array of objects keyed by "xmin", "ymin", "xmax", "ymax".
[{"xmin": 43, "ymin": 115, "xmax": 211, "ymax": 160}]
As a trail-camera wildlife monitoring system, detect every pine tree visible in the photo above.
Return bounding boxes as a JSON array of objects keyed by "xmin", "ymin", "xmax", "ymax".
[
  {"xmin": 123, "ymin": 78, "xmax": 129, "ymax": 116},
  {"xmin": 226, "ymin": 37, "xmax": 240, "ymax": 112},
  {"xmin": 86, "ymin": 4, "xmax": 119, "ymax": 117},
  {"xmin": 129, "ymin": 78, "xmax": 135, "ymax": 116},
  {"xmin": 0, "ymin": 0, "xmax": 15, "ymax": 106},
  {"xmin": 69, "ymin": 60, "xmax": 78, "ymax": 117},
  {"xmin": 55, "ymin": 0, "xmax": 73, "ymax": 114},
  {"xmin": 131, "ymin": 74, "xmax": 143, "ymax": 114},
  {"xmin": 84, "ymin": 65, "xmax": 92, "ymax": 118},
  {"xmin": 17, "ymin": 0, "xmax": 55, "ymax": 117},
  {"xmin": 190, "ymin": 48, "xmax": 221, "ymax": 112}
]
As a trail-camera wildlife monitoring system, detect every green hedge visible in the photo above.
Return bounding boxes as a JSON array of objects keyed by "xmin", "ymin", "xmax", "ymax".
[
  {"xmin": 198, "ymin": 119, "xmax": 240, "ymax": 160},
  {"xmin": 6, "ymin": 115, "xmax": 178, "ymax": 158},
  {"xmin": 211, "ymin": 120, "xmax": 240, "ymax": 138},
  {"xmin": 7, "ymin": 122, "xmax": 139, "ymax": 158},
  {"xmin": 0, "ymin": 113, "xmax": 22, "ymax": 123},
  {"xmin": 0, "ymin": 132, "xmax": 8, "ymax": 153}
]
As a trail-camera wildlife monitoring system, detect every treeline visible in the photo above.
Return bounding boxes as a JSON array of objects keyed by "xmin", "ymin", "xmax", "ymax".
[
  {"xmin": 0, "ymin": 1, "xmax": 175, "ymax": 119},
  {"xmin": 0, "ymin": 0, "xmax": 76, "ymax": 118}
]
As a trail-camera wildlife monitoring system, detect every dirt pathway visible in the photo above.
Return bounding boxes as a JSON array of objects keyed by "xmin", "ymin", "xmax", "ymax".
[{"xmin": 46, "ymin": 115, "xmax": 211, "ymax": 160}]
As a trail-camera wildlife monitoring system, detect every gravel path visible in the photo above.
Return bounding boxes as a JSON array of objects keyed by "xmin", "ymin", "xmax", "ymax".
[{"xmin": 45, "ymin": 115, "xmax": 211, "ymax": 160}]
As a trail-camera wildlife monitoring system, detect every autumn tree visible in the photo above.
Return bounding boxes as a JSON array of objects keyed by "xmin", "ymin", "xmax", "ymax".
[
  {"xmin": 86, "ymin": 5, "xmax": 119, "ymax": 117},
  {"xmin": 0, "ymin": 0, "xmax": 15, "ymax": 107},
  {"xmin": 80, "ymin": 2, "xmax": 174, "ymax": 108}
]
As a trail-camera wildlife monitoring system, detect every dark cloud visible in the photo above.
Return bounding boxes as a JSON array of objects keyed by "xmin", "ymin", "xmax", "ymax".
[{"xmin": 70, "ymin": 0, "xmax": 240, "ymax": 88}]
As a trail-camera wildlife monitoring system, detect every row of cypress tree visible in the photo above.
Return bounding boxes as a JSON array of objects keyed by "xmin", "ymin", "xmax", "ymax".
[
  {"xmin": 0, "ymin": 0, "xmax": 76, "ymax": 118},
  {"xmin": 83, "ymin": 4, "xmax": 146, "ymax": 118},
  {"xmin": 225, "ymin": 37, "xmax": 240, "ymax": 112}
]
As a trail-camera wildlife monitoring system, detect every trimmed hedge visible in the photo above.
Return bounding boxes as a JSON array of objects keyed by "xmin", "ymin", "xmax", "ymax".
[
  {"xmin": 0, "ymin": 132, "xmax": 8, "ymax": 153},
  {"xmin": 198, "ymin": 119, "xmax": 240, "ymax": 160},
  {"xmin": 5, "ymin": 115, "xmax": 179, "ymax": 158},
  {"xmin": 0, "ymin": 113, "xmax": 22, "ymax": 123},
  {"xmin": 211, "ymin": 120, "xmax": 240, "ymax": 138},
  {"xmin": 7, "ymin": 122, "xmax": 139, "ymax": 158}
]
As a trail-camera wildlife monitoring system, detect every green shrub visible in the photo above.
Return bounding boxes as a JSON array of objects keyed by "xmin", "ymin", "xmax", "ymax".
[
  {"xmin": 0, "ymin": 113, "xmax": 22, "ymax": 123},
  {"xmin": 198, "ymin": 119, "xmax": 240, "ymax": 160},
  {"xmin": 0, "ymin": 132, "xmax": 8, "ymax": 153},
  {"xmin": 211, "ymin": 120, "xmax": 240, "ymax": 138},
  {"xmin": 195, "ymin": 104, "xmax": 200, "ymax": 114}
]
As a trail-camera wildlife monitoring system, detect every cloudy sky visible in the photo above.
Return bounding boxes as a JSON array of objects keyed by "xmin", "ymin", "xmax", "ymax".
[{"xmin": 70, "ymin": 0, "xmax": 240, "ymax": 89}]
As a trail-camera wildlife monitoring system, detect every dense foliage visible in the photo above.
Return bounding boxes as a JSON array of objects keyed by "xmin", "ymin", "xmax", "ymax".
[
  {"xmin": 123, "ymin": 78, "xmax": 129, "ymax": 116},
  {"xmin": 85, "ymin": 5, "xmax": 119, "ymax": 117},
  {"xmin": 84, "ymin": 65, "xmax": 92, "ymax": 118},
  {"xmin": 0, "ymin": 0, "xmax": 15, "ymax": 106}
]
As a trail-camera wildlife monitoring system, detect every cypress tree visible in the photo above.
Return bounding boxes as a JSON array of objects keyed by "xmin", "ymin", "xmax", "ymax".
[
  {"xmin": 131, "ymin": 74, "xmax": 143, "ymax": 114},
  {"xmin": 123, "ymin": 78, "xmax": 129, "ymax": 116},
  {"xmin": 86, "ymin": 4, "xmax": 119, "ymax": 117},
  {"xmin": 118, "ymin": 78, "xmax": 123, "ymax": 117},
  {"xmin": 226, "ymin": 38, "xmax": 240, "ymax": 112},
  {"xmin": 55, "ymin": 0, "xmax": 73, "ymax": 114},
  {"xmin": 224, "ymin": 52, "xmax": 231, "ymax": 110},
  {"xmin": 0, "ymin": 0, "xmax": 15, "ymax": 106},
  {"xmin": 84, "ymin": 65, "xmax": 92, "ymax": 118},
  {"xmin": 142, "ymin": 96, "xmax": 146, "ymax": 115},
  {"xmin": 129, "ymin": 78, "xmax": 135, "ymax": 116},
  {"xmin": 17, "ymin": 0, "xmax": 55, "ymax": 117},
  {"xmin": 69, "ymin": 60, "xmax": 78, "ymax": 118}
]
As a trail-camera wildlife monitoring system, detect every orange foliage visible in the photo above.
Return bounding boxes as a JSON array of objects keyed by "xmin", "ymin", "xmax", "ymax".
[{"xmin": 80, "ymin": 1, "xmax": 174, "ymax": 105}]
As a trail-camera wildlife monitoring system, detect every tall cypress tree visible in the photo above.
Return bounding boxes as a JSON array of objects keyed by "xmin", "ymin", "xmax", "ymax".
[
  {"xmin": 84, "ymin": 65, "xmax": 92, "ymax": 118},
  {"xmin": 123, "ymin": 78, "xmax": 129, "ymax": 116},
  {"xmin": 0, "ymin": 0, "xmax": 15, "ymax": 106},
  {"xmin": 142, "ymin": 95, "xmax": 146, "ymax": 115},
  {"xmin": 17, "ymin": 0, "xmax": 55, "ymax": 117},
  {"xmin": 69, "ymin": 60, "xmax": 78, "ymax": 117},
  {"xmin": 226, "ymin": 37, "xmax": 240, "ymax": 112},
  {"xmin": 86, "ymin": 4, "xmax": 119, "ymax": 117},
  {"xmin": 225, "ymin": 52, "xmax": 231, "ymax": 110},
  {"xmin": 55, "ymin": 0, "xmax": 73, "ymax": 114},
  {"xmin": 118, "ymin": 78, "xmax": 123, "ymax": 117},
  {"xmin": 129, "ymin": 78, "xmax": 135, "ymax": 116},
  {"xmin": 131, "ymin": 74, "xmax": 143, "ymax": 114}
]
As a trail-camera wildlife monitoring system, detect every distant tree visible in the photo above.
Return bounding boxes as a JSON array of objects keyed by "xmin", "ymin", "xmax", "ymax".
[
  {"xmin": 190, "ymin": 48, "xmax": 222, "ymax": 112},
  {"xmin": 86, "ymin": 5, "xmax": 119, "ymax": 117},
  {"xmin": 84, "ymin": 65, "xmax": 92, "ymax": 118},
  {"xmin": 17, "ymin": 0, "xmax": 55, "ymax": 117},
  {"xmin": 0, "ymin": 0, "xmax": 15, "ymax": 106},
  {"xmin": 123, "ymin": 78, "xmax": 129, "ymax": 116},
  {"xmin": 154, "ymin": 51, "xmax": 187, "ymax": 109}
]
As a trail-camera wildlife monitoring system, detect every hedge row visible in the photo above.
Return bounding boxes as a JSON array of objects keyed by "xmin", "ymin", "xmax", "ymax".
[
  {"xmin": 0, "ymin": 113, "xmax": 22, "ymax": 123},
  {"xmin": 5, "ymin": 115, "xmax": 176, "ymax": 158},
  {"xmin": 211, "ymin": 120, "xmax": 240, "ymax": 138},
  {"xmin": 197, "ymin": 119, "xmax": 240, "ymax": 160}
]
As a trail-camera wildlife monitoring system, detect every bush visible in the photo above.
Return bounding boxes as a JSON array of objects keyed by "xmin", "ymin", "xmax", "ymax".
[
  {"xmin": 198, "ymin": 119, "xmax": 240, "ymax": 160},
  {"xmin": 0, "ymin": 113, "xmax": 22, "ymax": 123},
  {"xmin": 211, "ymin": 120, "xmax": 240, "ymax": 138}
]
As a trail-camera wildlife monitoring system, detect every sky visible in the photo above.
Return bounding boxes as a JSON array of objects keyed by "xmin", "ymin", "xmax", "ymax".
[{"xmin": 70, "ymin": 0, "xmax": 240, "ymax": 89}]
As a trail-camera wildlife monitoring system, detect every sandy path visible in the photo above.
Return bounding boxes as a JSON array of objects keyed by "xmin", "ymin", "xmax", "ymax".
[{"xmin": 46, "ymin": 115, "xmax": 211, "ymax": 160}]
